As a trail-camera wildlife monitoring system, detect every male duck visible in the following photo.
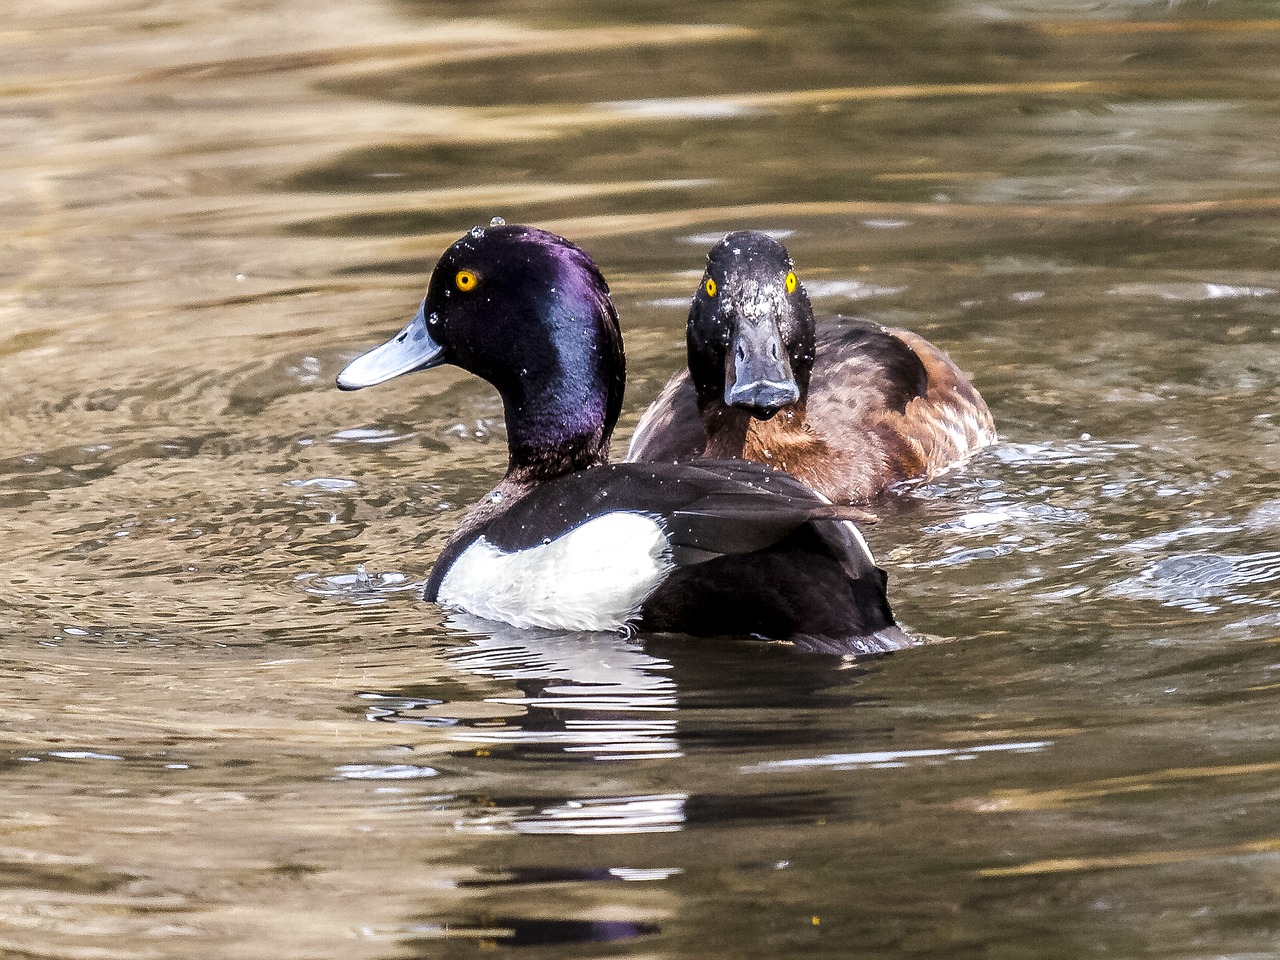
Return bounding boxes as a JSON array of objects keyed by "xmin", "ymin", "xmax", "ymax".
[
  {"xmin": 626, "ymin": 231, "xmax": 996, "ymax": 503},
  {"xmin": 337, "ymin": 223, "xmax": 909, "ymax": 656}
]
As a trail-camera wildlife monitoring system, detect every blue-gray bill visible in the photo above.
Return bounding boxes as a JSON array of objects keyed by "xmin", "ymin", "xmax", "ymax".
[
  {"xmin": 336, "ymin": 300, "xmax": 444, "ymax": 390},
  {"xmin": 725, "ymin": 317, "xmax": 799, "ymax": 418}
]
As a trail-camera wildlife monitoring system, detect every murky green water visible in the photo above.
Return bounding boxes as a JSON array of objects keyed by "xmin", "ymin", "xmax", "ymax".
[{"xmin": 3, "ymin": 0, "xmax": 1279, "ymax": 956}]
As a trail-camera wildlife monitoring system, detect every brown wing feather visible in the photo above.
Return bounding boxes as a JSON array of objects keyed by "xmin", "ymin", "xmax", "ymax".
[
  {"xmin": 882, "ymin": 326, "xmax": 996, "ymax": 471},
  {"xmin": 795, "ymin": 322, "xmax": 995, "ymax": 501},
  {"xmin": 626, "ymin": 320, "xmax": 994, "ymax": 504}
]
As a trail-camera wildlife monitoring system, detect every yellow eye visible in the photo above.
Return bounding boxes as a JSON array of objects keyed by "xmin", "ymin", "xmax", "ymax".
[
  {"xmin": 785, "ymin": 271, "xmax": 797, "ymax": 294},
  {"xmin": 455, "ymin": 269, "xmax": 479, "ymax": 292},
  {"xmin": 704, "ymin": 277, "xmax": 717, "ymax": 297}
]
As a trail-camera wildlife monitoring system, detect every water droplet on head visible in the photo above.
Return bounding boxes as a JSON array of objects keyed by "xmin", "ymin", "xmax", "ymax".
[
  {"xmin": 489, "ymin": 216, "xmax": 506, "ymax": 227},
  {"xmin": 469, "ymin": 225, "xmax": 485, "ymax": 239}
]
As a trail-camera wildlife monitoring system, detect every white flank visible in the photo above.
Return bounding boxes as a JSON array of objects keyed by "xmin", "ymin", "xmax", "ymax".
[{"xmin": 437, "ymin": 512, "xmax": 674, "ymax": 632}]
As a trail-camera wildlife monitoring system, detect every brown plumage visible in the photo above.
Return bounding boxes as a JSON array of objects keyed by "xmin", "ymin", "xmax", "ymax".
[{"xmin": 626, "ymin": 232, "xmax": 995, "ymax": 504}]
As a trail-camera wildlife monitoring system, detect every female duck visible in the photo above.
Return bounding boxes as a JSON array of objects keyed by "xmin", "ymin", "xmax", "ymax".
[
  {"xmin": 336, "ymin": 223, "xmax": 908, "ymax": 656},
  {"xmin": 627, "ymin": 231, "xmax": 995, "ymax": 503}
]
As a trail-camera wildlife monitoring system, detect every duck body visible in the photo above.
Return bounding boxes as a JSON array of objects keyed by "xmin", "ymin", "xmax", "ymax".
[
  {"xmin": 337, "ymin": 223, "xmax": 909, "ymax": 656},
  {"xmin": 626, "ymin": 232, "xmax": 995, "ymax": 503},
  {"xmin": 425, "ymin": 458, "xmax": 902, "ymax": 655}
]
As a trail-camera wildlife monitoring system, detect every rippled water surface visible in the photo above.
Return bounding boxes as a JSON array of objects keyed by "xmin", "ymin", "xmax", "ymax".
[{"xmin": 3, "ymin": 0, "xmax": 1279, "ymax": 956}]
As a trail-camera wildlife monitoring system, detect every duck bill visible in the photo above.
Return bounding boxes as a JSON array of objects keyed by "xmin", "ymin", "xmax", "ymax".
[
  {"xmin": 336, "ymin": 301, "xmax": 444, "ymax": 391},
  {"xmin": 723, "ymin": 317, "xmax": 800, "ymax": 420}
]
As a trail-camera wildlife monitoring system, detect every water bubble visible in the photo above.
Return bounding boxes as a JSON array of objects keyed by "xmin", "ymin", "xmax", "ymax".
[
  {"xmin": 329, "ymin": 427, "xmax": 413, "ymax": 445},
  {"xmin": 298, "ymin": 565, "xmax": 421, "ymax": 605},
  {"xmin": 286, "ymin": 477, "xmax": 357, "ymax": 490}
]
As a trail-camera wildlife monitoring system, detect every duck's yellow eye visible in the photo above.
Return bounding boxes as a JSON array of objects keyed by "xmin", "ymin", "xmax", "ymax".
[
  {"xmin": 704, "ymin": 277, "xmax": 717, "ymax": 297},
  {"xmin": 785, "ymin": 271, "xmax": 797, "ymax": 294},
  {"xmin": 455, "ymin": 269, "xmax": 479, "ymax": 292}
]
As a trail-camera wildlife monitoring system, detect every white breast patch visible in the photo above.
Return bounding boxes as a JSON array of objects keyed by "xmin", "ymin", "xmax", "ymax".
[{"xmin": 436, "ymin": 512, "xmax": 674, "ymax": 632}]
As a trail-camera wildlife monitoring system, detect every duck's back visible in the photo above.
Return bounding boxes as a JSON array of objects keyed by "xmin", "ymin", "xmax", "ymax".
[
  {"xmin": 627, "ymin": 320, "xmax": 995, "ymax": 503},
  {"xmin": 802, "ymin": 322, "xmax": 995, "ymax": 500}
]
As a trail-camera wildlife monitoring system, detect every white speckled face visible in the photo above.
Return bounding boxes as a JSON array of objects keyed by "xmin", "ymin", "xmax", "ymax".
[
  {"xmin": 436, "ymin": 512, "xmax": 674, "ymax": 632},
  {"xmin": 686, "ymin": 231, "xmax": 814, "ymax": 418}
]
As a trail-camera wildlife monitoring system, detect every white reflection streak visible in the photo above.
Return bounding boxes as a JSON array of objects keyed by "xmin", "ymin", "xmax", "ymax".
[
  {"xmin": 460, "ymin": 717, "xmax": 681, "ymax": 761},
  {"xmin": 605, "ymin": 97, "xmax": 753, "ymax": 119},
  {"xmin": 444, "ymin": 619, "xmax": 681, "ymax": 760},
  {"xmin": 742, "ymin": 740, "xmax": 1053, "ymax": 773},
  {"xmin": 514, "ymin": 793, "xmax": 688, "ymax": 836},
  {"xmin": 609, "ymin": 867, "xmax": 684, "ymax": 881},
  {"xmin": 1108, "ymin": 281, "xmax": 1278, "ymax": 301},
  {"xmin": 456, "ymin": 793, "xmax": 687, "ymax": 836},
  {"xmin": 485, "ymin": 693, "xmax": 678, "ymax": 712}
]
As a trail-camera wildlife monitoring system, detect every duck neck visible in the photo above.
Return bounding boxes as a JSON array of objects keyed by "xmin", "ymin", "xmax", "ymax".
[
  {"xmin": 506, "ymin": 426, "xmax": 611, "ymax": 484},
  {"xmin": 500, "ymin": 360, "xmax": 619, "ymax": 483},
  {"xmin": 698, "ymin": 399, "xmax": 753, "ymax": 459},
  {"xmin": 489, "ymin": 250, "xmax": 625, "ymax": 484},
  {"xmin": 697, "ymin": 396, "xmax": 806, "ymax": 457}
]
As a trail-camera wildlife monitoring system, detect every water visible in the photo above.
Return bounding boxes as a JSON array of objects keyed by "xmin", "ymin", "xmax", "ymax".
[{"xmin": 2, "ymin": 0, "xmax": 1279, "ymax": 956}]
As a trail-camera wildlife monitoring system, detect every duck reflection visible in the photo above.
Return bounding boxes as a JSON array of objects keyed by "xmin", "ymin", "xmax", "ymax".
[
  {"xmin": 357, "ymin": 620, "xmax": 889, "ymax": 951},
  {"xmin": 364, "ymin": 614, "xmax": 882, "ymax": 766},
  {"xmin": 390, "ymin": 915, "xmax": 661, "ymax": 950},
  {"xmin": 361, "ymin": 615, "xmax": 881, "ymax": 842},
  {"xmin": 441, "ymin": 614, "xmax": 681, "ymax": 762}
]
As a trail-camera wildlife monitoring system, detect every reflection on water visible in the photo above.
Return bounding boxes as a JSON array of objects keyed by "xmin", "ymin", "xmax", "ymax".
[
  {"xmin": 461, "ymin": 864, "xmax": 684, "ymax": 885},
  {"xmin": 742, "ymin": 739, "xmax": 1054, "ymax": 773},
  {"xmin": 370, "ymin": 618, "xmax": 682, "ymax": 761},
  {"xmin": 298, "ymin": 562, "xmax": 421, "ymax": 603},
  {"xmin": 3, "ymin": 0, "xmax": 1280, "ymax": 956},
  {"xmin": 372, "ymin": 915, "xmax": 662, "ymax": 948},
  {"xmin": 451, "ymin": 621, "xmax": 677, "ymax": 736},
  {"xmin": 1117, "ymin": 549, "xmax": 1280, "ymax": 613},
  {"xmin": 460, "ymin": 792, "xmax": 689, "ymax": 836}
]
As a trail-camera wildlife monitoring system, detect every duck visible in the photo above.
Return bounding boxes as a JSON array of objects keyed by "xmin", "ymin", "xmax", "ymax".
[
  {"xmin": 626, "ymin": 231, "xmax": 996, "ymax": 504},
  {"xmin": 336, "ymin": 222, "xmax": 910, "ymax": 656}
]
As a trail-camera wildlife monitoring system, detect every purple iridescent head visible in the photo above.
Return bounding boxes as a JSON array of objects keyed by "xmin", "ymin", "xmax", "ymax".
[{"xmin": 337, "ymin": 224, "xmax": 625, "ymax": 475}]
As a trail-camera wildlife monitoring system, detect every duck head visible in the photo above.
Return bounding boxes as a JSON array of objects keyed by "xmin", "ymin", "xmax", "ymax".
[
  {"xmin": 686, "ymin": 231, "xmax": 815, "ymax": 421},
  {"xmin": 338, "ymin": 223, "xmax": 625, "ymax": 478}
]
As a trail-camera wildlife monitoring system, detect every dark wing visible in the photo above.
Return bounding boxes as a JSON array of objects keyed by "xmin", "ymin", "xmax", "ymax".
[
  {"xmin": 624, "ymin": 372, "xmax": 707, "ymax": 462},
  {"xmin": 811, "ymin": 320, "xmax": 929, "ymax": 417},
  {"xmin": 885, "ymin": 325, "xmax": 996, "ymax": 447},
  {"xmin": 479, "ymin": 459, "xmax": 840, "ymax": 563}
]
